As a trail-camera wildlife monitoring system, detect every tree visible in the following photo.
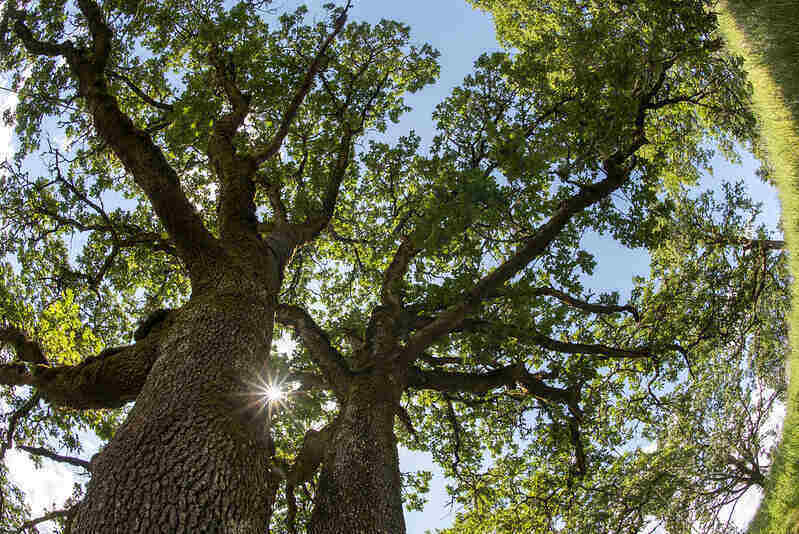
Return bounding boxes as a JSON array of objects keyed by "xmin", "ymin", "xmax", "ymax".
[
  {"xmin": 713, "ymin": 1, "xmax": 799, "ymax": 532},
  {"xmin": 435, "ymin": 183, "xmax": 789, "ymax": 533},
  {"xmin": 0, "ymin": 0, "xmax": 783, "ymax": 532}
]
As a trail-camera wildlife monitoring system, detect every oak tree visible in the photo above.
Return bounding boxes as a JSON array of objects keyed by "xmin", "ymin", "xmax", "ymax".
[{"xmin": 0, "ymin": 0, "xmax": 786, "ymax": 532}]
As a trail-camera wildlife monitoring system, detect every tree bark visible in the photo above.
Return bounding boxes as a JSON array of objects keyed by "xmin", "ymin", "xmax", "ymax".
[
  {"xmin": 309, "ymin": 374, "xmax": 406, "ymax": 534},
  {"xmin": 71, "ymin": 290, "xmax": 277, "ymax": 533}
]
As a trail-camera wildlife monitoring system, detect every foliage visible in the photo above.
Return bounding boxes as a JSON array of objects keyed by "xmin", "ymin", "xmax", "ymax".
[{"xmin": 0, "ymin": 0, "xmax": 788, "ymax": 532}]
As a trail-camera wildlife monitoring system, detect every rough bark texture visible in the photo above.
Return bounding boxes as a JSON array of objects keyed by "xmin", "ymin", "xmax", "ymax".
[
  {"xmin": 309, "ymin": 375, "xmax": 405, "ymax": 534},
  {"xmin": 72, "ymin": 290, "xmax": 276, "ymax": 533}
]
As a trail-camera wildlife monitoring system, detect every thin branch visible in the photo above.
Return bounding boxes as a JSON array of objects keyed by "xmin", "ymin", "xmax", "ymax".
[
  {"xmin": 108, "ymin": 70, "xmax": 174, "ymax": 112},
  {"xmin": 290, "ymin": 127, "xmax": 357, "ymax": 245},
  {"xmin": 0, "ymin": 393, "xmax": 41, "ymax": 461},
  {"xmin": 18, "ymin": 445, "xmax": 91, "ymax": 471},
  {"xmin": 525, "ymin": 331, "xmax": 652, "ymax": 360},
  {"xmin": 444, "ymin": 394, "xmax": 462, "ymax": 475},
  {"xmin": 529, "ymin": 287, "xmax": 639, "ymax": 322},
  {"xmin": 251, "ymin": 4, "xmax": 351, "ymax": 165},
  {"xmin": 17, "ymin": 508, "xmax": 73, "ymax": 534}
]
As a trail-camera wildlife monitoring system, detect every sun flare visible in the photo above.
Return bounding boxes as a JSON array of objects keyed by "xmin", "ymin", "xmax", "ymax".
[{"xmin": 262, "ymin": 384, "xmax": 285, "ymax": 403}]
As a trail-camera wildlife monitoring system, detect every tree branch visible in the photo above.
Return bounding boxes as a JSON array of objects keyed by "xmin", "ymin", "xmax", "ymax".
[
  {"xmin": 275, "ymin": 304, "xmax": 351, "ymax": 395},
  {"xmin": 382, "ymin": 236, "xmax": 422, "ymax": 315},
  {"xmin": 18, "ymin": 445, "xmax": 91, "ymax": 471},
  {"xmin": 9, "ymin": 3, "xmax": 220, "ymax": 283},
  {"xmin": 0, "ymin": 332, "xmax": 164, "ymax": 410},
  {"xmin": 525, "ymin": 331, "xmax": 652, "ymax": 360},
  {"xmin": 407, "ymin": 364, "xmax": 575, "ymax": 408},
  {"xmin": 206, "ymin": 44, "xmax": 260, "ymax": 244},
  {"xmin": 76, "ymin": 0, "xmax": 112, "ymax": 69},
  {"xmin": 0, "ymin": 324, "xmax": 47, "ymax": 364},
  {"xmin": 398, "ymin": 152, "xmax": 642, "ymax": 362},
  {"xmin": 729, "ymin": 238, "xmax": 784, "ymax": 250},
  {"xmin": 0, "ymin": 393, "xmax": 41, "ymax": 461},
  {"xmin": 108, "ymin": 70, "xmax": 174, "ymax": 112},
  {"xmin": 9, "ymin": 8, "xmax": 76, "ymax": 59},
  {"xmin": 251, "ymin": 4, "xmax": 350, "ymax": 166},
  {"xmin": 207, "ymin": 46, "xmax": 251, "ymax": 135},
  {"xmin": 443, "ymin": 395, "xmax": 462, "ymax": 475},
  {"xmin": 529, "ymin": 287, "xmax": 639, "ymax": 321},
  {"xmin": 277, "ymin": 423, "xmax": 335, "ymax": 534},
  {"xmin": 17, "ymin": 508, "xmax": 73, "ymax": 534},
  {"xmin": 568, "ymin": 415, "xmax": 586, "ymax": 477},
  {"xmin": 280, "ymin": 127, "xmax": 357, "ymax": 247}
]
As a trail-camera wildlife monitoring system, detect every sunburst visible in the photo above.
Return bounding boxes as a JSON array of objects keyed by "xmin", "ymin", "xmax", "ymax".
[{"xmin": 243, "ymin": 371, "xmax": 292, "ymax": 421}]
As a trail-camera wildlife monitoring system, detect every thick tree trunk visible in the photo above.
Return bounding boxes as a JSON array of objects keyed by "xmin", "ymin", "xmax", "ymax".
[
  {"xmin": 72, "ymin": 291, "xmax": 277, "ymax": 533},
  {"xmin": 309, "ymin": 375, "xmax": 405, "ymax": 534}
]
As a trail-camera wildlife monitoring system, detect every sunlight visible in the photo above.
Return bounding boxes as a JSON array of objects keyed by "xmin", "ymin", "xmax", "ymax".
[
  {"xmin": 242, "ymin": 371, "xmax": 292, "ymax": 421},
  {"xmin": 261, "ymin": 384, "xmax": 285, "ymax": 403}
]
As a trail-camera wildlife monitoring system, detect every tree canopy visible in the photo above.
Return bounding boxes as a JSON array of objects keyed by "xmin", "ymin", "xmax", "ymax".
[{"xmin": 0, "ymin": 1, "xmax": 788, "ymax": 533}]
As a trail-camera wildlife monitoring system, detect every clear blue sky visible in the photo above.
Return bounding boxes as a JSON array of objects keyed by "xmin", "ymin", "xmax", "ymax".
[{"xmin": 3, "ymin": 1, "xmax": 781, "ymax": 532}]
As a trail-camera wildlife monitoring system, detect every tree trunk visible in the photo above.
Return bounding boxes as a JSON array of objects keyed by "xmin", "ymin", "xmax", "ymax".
[
  {"xmin": 72, "ymin": 291, "xmax": 277, "ymax": 533},
  {"xmin": 309, "ymin": 375, "xmax": 405, "ymax": 534}
]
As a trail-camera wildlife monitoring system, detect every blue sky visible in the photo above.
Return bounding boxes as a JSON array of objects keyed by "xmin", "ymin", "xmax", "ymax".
[{"xmin": 1, "ymin": 1, "xmax": 783, "ymax": 532}]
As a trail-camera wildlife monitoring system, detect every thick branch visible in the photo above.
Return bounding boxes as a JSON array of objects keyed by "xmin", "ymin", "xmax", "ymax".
[
  {"xmin": 10, "ymin": 9, "xmax": 75, "ymax": 58},
  {"xmin": 0, "ymin": 325, "xmax": 47, "ymax": 364},
  {"xmin": 207, "ymin": 45, "xmax": 259, "ymax": 243},
  {"xmin": 251, "ymin": 5, "xmax": 350, "ymax": 165},
  {"xmin": 0, "ymin": 336, "xmax": 162, "ymax": 410},
  {"xmin": 281, "ymin": 424, "xmax": 335, "ymax": 534},
  {"xmin": 18, "ymin": 445, "xmax": 91, "ymax": 471},
  {"xmin": 398, "ymin": 153, "xmax": 641, "ymax": 362},
  {"xmin": 407, "ymin": 364, "xmax": 574, "ymax": 407},
  {"xmin": 569, "ymin": 416, "xmax": 586, "ymax": 476},
  {"xmin": 275, "ymin": 304, "xmax": 351, "ymax": 395},
  {"xmin": 207, "ymin": 46, "xmax": 251, "ymax": 136},
  {"xmin": 10, "ymin": 5, "xmax": 220, "ymax": 283},
  {"xmin": 382, "ymin": 236, "xmax": 422, "ymax": 314},
  {"xmin": 76, "ymin": 0, "xmax": 112, "ymax": 69}
]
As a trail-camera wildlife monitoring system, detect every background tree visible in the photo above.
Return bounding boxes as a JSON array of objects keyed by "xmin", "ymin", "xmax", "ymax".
[
  {"xmin": 714, "ymin": 1, "xmax": 799, "ymax": 532},
  {"xmin": 0, "ymin": 0, "xmax": 784, "ymax": 533}
]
